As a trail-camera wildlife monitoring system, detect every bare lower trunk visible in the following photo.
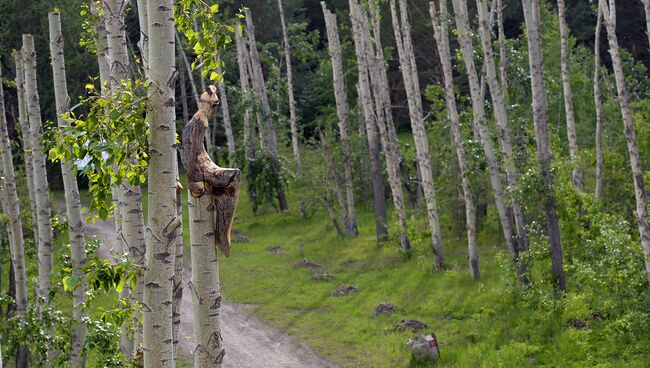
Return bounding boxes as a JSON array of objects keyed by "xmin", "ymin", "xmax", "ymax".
[
  {"xmin": 22, "ymin": 34, "xmax": 54, "ymax": 304},
  {"xmin": 557, "ymin": 0, "xmax": 583, "ymax": 191},
  {"xmin": 142, "ymin": 0, "xmax": 178, "ymax": 365},
  {"xmin": 180, "ymin": 68, "xmax": 189, "ymax": 121},
  {"xmin": 430, "ymin": 0, "xmax": 478, "ymax": 279},
  {"xmin": 48, "ymin": 13, "xmax": 88, "ymax": 366},
  {"xmin": 600, "ymin": 0, "xmax": 650, "ymax": 284},
  {"xmin": 594, "ymin": 7, "xmax": 604, "ymax": 199},
  {"xmin": 216, "ymin": 64, "xmax": 235, "ymax": 164},
  {"xmin": 234, "ymin": 26, "xmax": 255, "ymax": 162},
  {"xmin": 1, "ymin": 61, "xmax": 29, "ymax": 366},
  {"xmin": 523, "ymin": 0, "xmax": 566, "ymax": 292},
  {"xmin": 350, "ymin": 0, "xmax": 388, "ymax": 242},
  {"xmin": 245, "ymin": 9, "xmax": 288, "ymax": 212},
  {"xmin": 171, "ymin": 177, "xmax": 183, "ymax": 359},
  {"xmin": 451, "ymin": 0, "xmax": 518, "ymax": 259},
  {"xmin": 319, "ymin": 129, "xmax": 350, "ymax": 233},
  {"xmin": 366, "ymin": 0, "xmax": 410, "ymax": 251},
  {"xmin": 321, "ymin": 2, "xmax": 358, "ymax": 236},
  {"xmin": 390, "ymin": 0, "xmax": 444, "ymax": 266}
]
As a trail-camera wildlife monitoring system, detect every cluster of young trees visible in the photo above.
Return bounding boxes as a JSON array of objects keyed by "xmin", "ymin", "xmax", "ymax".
[{"xmin": 0, "ymin": 0, "xmax": 649, "ymax": 366}]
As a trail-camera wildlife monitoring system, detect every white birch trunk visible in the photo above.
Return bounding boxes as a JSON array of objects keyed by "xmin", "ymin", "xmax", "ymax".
[
  {"xmin": 48, "ymin": 13, "xmax": 88, "ymax": 366},
  {"xmin": 451, "ymin": 0, "xmax": 518, "ymax": 258},
  {"xmin": 643, "ymin": 0, "xmax": 650, "ymax": 49},
  {"xmin": 216, "ymin": 64, "xmax": 235, "ymax": 164},
  {"xmin": 234, "ymin": 26, "xmax": 256, "ymax": 162},
  {"xmin": 319, "ymin": 129, "xmax": 350, "ymax": 234},
  {"xmin": 171, "ymin": 178, "xmax": 183, "ymax": 359},
  {"xmin": 475, "ymin": 0, "xmax": 529, "ymax": 252},
  {"xmin": 142, "ymin": 0, "xmax": 178, "ymax": 365},
  {"xmin": 245, "ymin": 9, "xmax": 288, "ymax": 211},
  {"xmin": 600, "ymin": 0, "xmax": 650, "ymax": 284},
  {"xmin": 390, "ymin": 0, "xmax": 444, "ymax": 267},
  {"xmin": 176, "ymin": 31, "xmax": 200, "ymax": 106},
  {"xmin": 188, "ymin": 194, "xmax": 224, "ymax": 367},
  {"xmin": 366, "ymin": 0, "xmax": 411, "ymax": 251},
  {"xmin": 557, "ymin": 0, "xmax": 583, "ymax": 191},
  {"xmin": 497, "ymin": 0, "xmax": 509, "ymax": 93},
  {"xmin": 22, "ymin": 33, "xmax": 54, "ymax": 304},
  {"xmin": 594, "ymin": 6, "xmax": 604, "ymax": 200},
  {"xmin": 321, "ymin": 2, "xmax": 358, "ymax": 237},
  {"xmin": 349, "ymin": 0, "xmax": 388, "ymax": 242},
  {"xmin": 522, "ymin": 0, "xmax": 566, "ymax": 291},
  {"xmin": 136, "ymin": 0, "xmax": 149, "ymax": 73},
  {"xmin": 0, "ymin": 62, "xmax": 29, "ymax": 364},
  {"xmin": 430, "ymin": 0, "xmax": 479, "ymax": 279}
]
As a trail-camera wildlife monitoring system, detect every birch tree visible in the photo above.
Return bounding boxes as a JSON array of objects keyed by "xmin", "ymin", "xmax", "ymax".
[
  {"xmin": 216, "ymin": 63, "xmax": 235, "ymax": 163},
  {"xmin": 389, "ymin": 0, "xmax": 444, "ymax": 267},
  {"xmin": 48, "ymin": 12, "xmax": 87, "ymax": 365},
  {"xmin": 22, "ymin": 33, "xmax": 54, "ymax": 304},
  {"xmin": 642, "ymin": 0, "xmax": 650, "ymax": 49},
  {"xmin": 557, "ymin": 0, "xmax": 583, "ymax": 191},
  {"xmin": 1, "ymin": 62, "xmax": 29, "ymax": 368},
  {"xmin": 349, "ymin": 0, "xmax": 388, "ymax": 242},
  {"xmin": 522, "ymin": 0, "xmax": 566, "ymax": 291},
  {"xmin": 600, "ymin": 0, "xmax": 650, "ymax": 284},
  {"xmin": 451, "ymin": 0, "xmax": 518, "ymax": 259},
  {"xmin": 234, "ymin": 25, "xmax": 256, "ymax": 162},
  {"xmin": 430, "ymin": 0, "xmax": 479, "ymax": 279},
  {"xmin": 594, "ymin": 6, "xmax": 604, "ymax": 199},
  {"xmin": 321, "ymin": 2, "xmax": 358, "ymax": 237},
  {"xmin": 244, "ymin": 9, "xmax": 288, "ymax": 212}
]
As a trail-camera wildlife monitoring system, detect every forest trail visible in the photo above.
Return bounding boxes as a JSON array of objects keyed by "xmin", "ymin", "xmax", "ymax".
[{"xmin": 55, "ymin": 200, "xmax": 338, "ymax": 368}]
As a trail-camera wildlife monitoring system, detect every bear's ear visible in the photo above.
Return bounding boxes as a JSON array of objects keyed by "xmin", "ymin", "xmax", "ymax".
[{"xmin": 207, "ymin": 85, "xmax": 217, "ymax": 95}]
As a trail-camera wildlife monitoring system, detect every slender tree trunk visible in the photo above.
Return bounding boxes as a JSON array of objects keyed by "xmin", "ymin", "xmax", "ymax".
[
  {"xmin": 557, "ymin": 0, "xmax": 583, "ymax": 191},
  {"xmin": 321, "ymin": 2, "xmax": 358, "ymax": 237},
  {"xmin": 245, "ymin": 9, "xmax": 288, "ymax": 212},
  {"xmin": 136, "ymin": 0, "xmax": 149, "ymax": 73},
  {"xmin": 180, "ymin": 67, "xmax": 190, "ymax": 122},
  {"xmin": 278, "ymin": 0, "xmax": 307, "ymax": 218},
  {"xmin": 451, "ymin": 0, "xmax": 518, "ymax": 259},
  {"xmin": 2, "ymin": 61, "xmax": 30, "ymax": 368},
  {"xmin": 475, "ymin": 0, "xmax": 529, "ymax": 252},
  {"xmin": 235, "ymin": 26, "xmax": 256, "ymax": 162},
  {"xmin": 366, "ymin": 0, "xmax": 411, "ymax": 251},
  {"xmin": 600, "ymin": 0, "xmax": 650, "ymax": 284},
  {"xmin": 594, "ymin": 6, "xmax": 604, "ymax": 199},
  {"xmin": 430, "ymin": 0, "xmax": 479, "ymax": 279},
  {"xmin": 48, "ymin": 13, "xmax": 88, "ymax": 367},
  {"xmin": 390, "ymin": 0, "xmax": 444, "ymax": 267},
  {"xmin": 643, "ymin": 0, "xmax": 650, "ymax": 49},
  {"xmin": 349, "ymin": 0, "xmax": 388, "ymax": 242},
  {"xmin": 497, "ymin": 0, "xmax": 509, "ymax": 93},
  {"xmin": 522, "ymin": 0, "xmax": 566, "ymax": 292},
  {"xmin": 22, "ymin": 34, "xmax": 54, "ymax": 304},
  {"xmin": 176, "ymin": 31, "xmax": 200, "ymax": 106},
  {"xmin": 215, "ymin": 64, "xmax": 235, "ymax": 164},
  {"xmin": 142, "ymin": 0, "xmax": 178, "ymax": 365},
  {"xmin": 171, "ymin": 178, "xmax": 183, "ymax": 359},
  {"xmin": 319, "ymin": 129, "xmax": 350, "ymax": 233},
  {"xmin": 188, "ymin": 193, "xmax": 224, "ymax": 367}
]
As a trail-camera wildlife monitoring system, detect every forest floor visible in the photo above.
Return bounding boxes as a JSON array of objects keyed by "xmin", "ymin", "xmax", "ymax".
[{"xmin": 57, "ymin": 199, "xmax": 337, "ymax": 368}]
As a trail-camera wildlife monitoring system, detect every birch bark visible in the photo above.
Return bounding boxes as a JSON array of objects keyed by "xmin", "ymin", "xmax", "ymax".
[
  {"xmin": 594, "ymin": 6, "xmax": 604, "ymax": 199},
  {"xmin": 390, "ymin": 0, "xmax": 444, "ymax": 267},
  {"xmin": 600, "ymin": 0, "xmax": 650, "ymax": 284},
  {"xmin": 216, "ymin": 64, "xmax": 235, "ymax": 163},
  {"xmin": 557, "ymin": 0, "xmax": 583, "ymax": 191},
  {"xmin": 430, "ymin": 0, "xmax": 479, "ymax": 279},
  {"xmin": 142, "ymin": 0, "xmax": 178, "ymax": 365},
  {"xmin": 522, "ymin": 0, "xmax": 566, "ymax": 291},
  {"xmin": 1, "ymin": 62, "xmax": 29, "ymax": 367},
  {"xmin": 22, "ymin": 33, "xmax": 54, "ymax": 304},
  {"xmin": 366, "ymin": 0, "xmax": 411, "ymax": 251},
  {"xmin": 451, "ymin": 0, "xmax": 518, "ymax": 258},
  {"xmin": 235, "ymin": 26, "xmax": 256, "ymax": 162},
  {"xmin": 321, "ymin": 2, "xmax": 358, "ymax": 237},
  {"xmin": 48, "ymin": 13, "xmax": 88, "ymax": 366},
  {"xmin": 245, "ymin": 9, "xmax": 288, "ymax": 211},
  {"xmin": 349, "ymin": 0, "xmax": 388, "ymax": 242}
]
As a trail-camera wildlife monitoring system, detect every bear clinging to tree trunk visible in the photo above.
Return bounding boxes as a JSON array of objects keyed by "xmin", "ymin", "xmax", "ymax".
[{"xmin": 180, "ymin": 85, "xmax": 241, "ymax": 256}]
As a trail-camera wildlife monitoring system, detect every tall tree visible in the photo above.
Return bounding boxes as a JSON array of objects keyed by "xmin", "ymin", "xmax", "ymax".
[
  {"xmin": 142, "ymin": 0, "xmax": 179, "ymax": 365},
  {"xmin": 451, "ymin": 0, "xmax": 518, "ymax": 260},
  {"xmin": 48, "ymin": 12, "xmax": 88, "ymax": 366},
  {"xmin": 321, "ymin": 2, "xmax": 358, "ymax": 237},
  {"xmin": 522, "ymin": 0, "xmax": 566, "ymax": 291},
  {"xmin": 557, "ymin": 0, "xmax": 583, "ymax": 191},
  {"xmin": 594, "ymin": 6, "xmax": 604, "ymax": 200},
  {"xmin": 244, "ymin": 9, "xmax": 288, "ymax": 212},
  {"xmin": 430, "ymin": 0, "xmax": 479, "ymax": 279},
  {"xmin": 22, "ymin": 33, "xmax": 54, "ymax": 304},
  {"xmin": 389, "ymin": 0, "xmax": 445, "ymax": 267},
  {"xmin": 643, "ymin": 0, "xmax": 650, "ymax": 49},
  {"xmin": 216, "ymin": 63, "xmax": 235, "ymax": 164},
  {"xmin": 600, "ymin": 0, "xmax": 650, "ymax": 284},
  {"xmin": 3, "ymin": 59, "xmax": 30, "ymax": 368},
  {"xmin": 278, "ymin": 0, "xmax": 306, "ymax": 218},
  {"xmin": 349, "ymin": 0, "xmax": 388, "ymax": 242},
  {"xmin": 234, "ymin": 25, "xmax": 256, "ymax": 162}
]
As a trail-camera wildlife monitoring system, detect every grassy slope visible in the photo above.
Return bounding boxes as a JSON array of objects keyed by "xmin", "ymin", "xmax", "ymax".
[{"xmin": 215, "ymin": 189, "xmax": 649, "ymax": 367}]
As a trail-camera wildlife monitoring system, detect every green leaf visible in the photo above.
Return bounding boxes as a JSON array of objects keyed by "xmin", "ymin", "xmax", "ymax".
[{"xmin": 210, "ymin": 4, "xmax": 219, "ymax": 13}]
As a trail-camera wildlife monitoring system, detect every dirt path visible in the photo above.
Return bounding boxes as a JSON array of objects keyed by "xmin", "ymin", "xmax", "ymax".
[{"xmin": 55, "ymin": 201, "xmax": 338, "ymax": 367}]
